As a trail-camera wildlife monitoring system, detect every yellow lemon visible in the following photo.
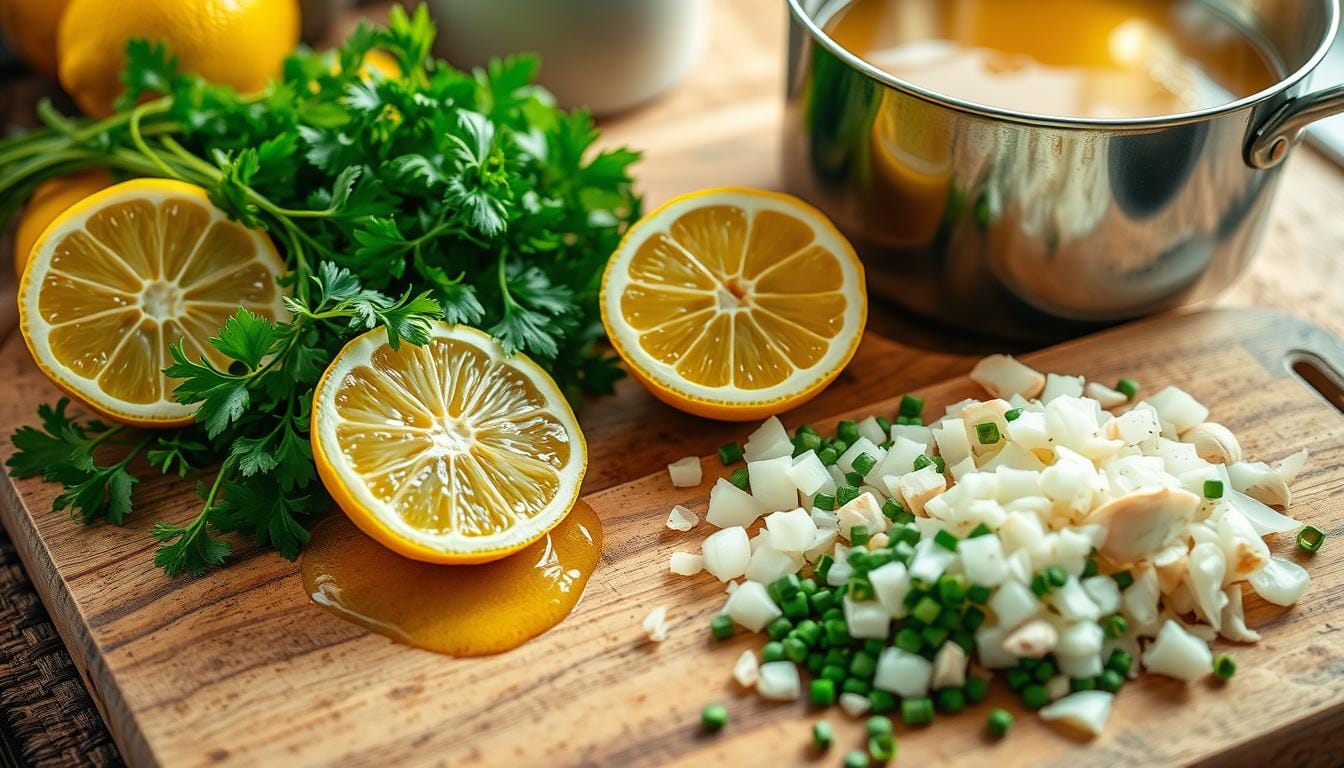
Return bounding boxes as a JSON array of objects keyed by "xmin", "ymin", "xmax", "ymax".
[
  {"xmin": 18, "ymin": 178, "xmax": 288, "ymax": 426},
  {"xmin": 57, "ymin": 0, "xmax": 299, "ymax": 117},
  {"xmin": 311, "ymin": 322, "xmax": 587, "ymax": 564},
  {"xmin": 601, "ymin": 187, "xmax": 867, "ymax": 422},
  {"xmin": 0, "ymin": 0, "xmax": 71, "ymax": 78},
  {"xmin": 13, "ymin": 168, "xmax": 113, "ymax": 276}
]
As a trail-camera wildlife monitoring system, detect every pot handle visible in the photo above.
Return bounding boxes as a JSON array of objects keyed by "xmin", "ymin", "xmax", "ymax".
[{"xmin": 1247, "ymin": 83, "xmax": 1344, "ymax": 169}]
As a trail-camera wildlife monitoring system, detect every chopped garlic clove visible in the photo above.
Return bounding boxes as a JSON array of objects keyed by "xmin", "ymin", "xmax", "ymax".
[
  {"xmin": 1002, "ymin": 619, "xmax": 1059, "ymax": 658},
  {"xmin": 1184, "ymin": 422, "xmax": 1242, "ymax": 464},
  {"xmin": 1089, "ymin": 487, "xmax": 1199, "ymax": 563},
  {"xmin": 931, "ymin": 642, "xmax": 968, "ymax": 689}
]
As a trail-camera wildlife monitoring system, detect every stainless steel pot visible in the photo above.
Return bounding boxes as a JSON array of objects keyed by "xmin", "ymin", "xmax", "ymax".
[{"xmin": 783, "ymin": 0, "xmax": 1344, "ymax": 339}]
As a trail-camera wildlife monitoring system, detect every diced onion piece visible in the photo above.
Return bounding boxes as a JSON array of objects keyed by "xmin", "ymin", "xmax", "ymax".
[
  {"xmin": 1002, "ymin": 618, "xmax": 1058, "ymax": 658},
  {"xmin": 1112, "ymin": 407, "xmax": 1161, "ymax": 445},
  {"xmin": 1081, "ymin": 575, "xmax": 1121, "ymax": 615},
  {"xmin": 724, "ymin": 580, "xmax": 782, "ymax": 631},
  {"xmin": 757, "ymin": 661, "xmax": 801, "ymax": 701},
  {"xmin": 702, "ymin": 526, "xmax": 751, "ymax": 581},
  {"xmin": 989, "ymin": 580, "xmax": 1041, "ymax": 630},
  {"xmin": 837, "ymin": 492, "xmax": 887, "ymax": 538},
  {"xmin": 932, "ymin": 418, "xmax": 971, "ymax": 467},
  {"xmin": 805, "ymin": 527, "xmax": 840, "ymax": 562},
  {"xmin": 869, "ymin": 561, "xmax": 912, "ymax": 619},
  {"xmin": 1056, "ymin": 651, "xmax": 1103, "ymax": 679},
  {"xmin": 1041, "ymin": 373, "xmax": 1085, "ymax": 403},
  {"xmin": 971, "ymin": 354, "xmax": 1046, "ymax": 400},
  {"xmin": 788, "ymin": 451, "xmax": 830, "ymax": 496},
  {"xmin": 1056, "ymin": 621, "xmax": 1105, "ymax": 657},
  {"xmin": 975, "ymin": 624, "xmax": 1016, "ymax": 669},
  {"xmin": 669, "ymin": 551, "xmax": 704, "ymax": 576},
  {"xmin": 642, "ymin": 605, "xmax": 669, "ymax": 642},
  {"xmin": 1227, "ymin": 490, "xmax": 1300, "ymax": 535},
  {"xmin": 839, "ymin": 692, "xmax": 871, "ymax": 718},
  {"xmin": 1085, "ymin": 382, "xmax": 1128, "ymax": 409},
  {"xmin": 908, "ymin": 538, "xmax": 955, "ymax": 583},
  {"xmin": 890, "ymin": 424, "xmax": 933, "ymax": 448},
  {"xmin": 733, "ymin": 650, "xmax": 760, "ymax": 687},
  {"xmin": 931, "ymin": 641, "xmax": 968, "ymax": 689},
  {"xmin": 1039, "ymin": 691, "xmax": 1115, "ymax": 737},
  {"xmin": 666, "ymin": 456, "xmax": 702, "ymax": 488},
  {"xmin": 1122, "ymin": 564, "xmax": 1160, "ymax": 632},
  {"xmin": 1147, "ymin": 386, "xmax": 1209, "ymax": 433},
  {"xmin": 1219, "ymin": 584, "xmax": 1261, "ymax": 643},
  {"xmin": 1274, "ymin": 449, "xmax": 1309, "ymax": 485},
  {"xmin": 1141, "ymin": 620, "xmax": 1213, "ymax": 682},
  {"xmin": 666, "ymin": 504, "xmax": 699, "ymax": 532},
  {"xmin": 1248, "ymin": 556, "xmax": 1311, "ymax": 606},
  {"xmin": 748, "ymin": 455, "xmax": 799, "ymax": 512},
  {"xmin": 1046, "ymin": 674, "xmax": 1071, "ymax": 701},
  {"xmin": 744, "ymin": 416, "xmax": 793, "ymax": 461},
  {"xmin": 958, "ymin": 533, "xmax": 1007, "ymax": 587},
  {"xmin": 873, "ymin": 436, "xmax": 928, "ymax": 480},
  {"xmin": 844, "ymin": 595, "xmax": 892, "ymax": 639},
  {"xmin": 1186, "ymin": 542, "xmax": 1228, "ymax": 630},
  {"xmin": 1048, "ymin": 578, "xmax": 1101, "ymax": 622},
  {"xmin": 745, "ymin": 544, "xmax": 804, "ymax": 584},
  {"xmin": 837, "ymin": 437, "xmax": 882, "ymax": 474},
  {"xmin": 897, "ymin": 465, "xmax": 947, "ymax": 516},
  {"xmin": 1089, "ymin": 487, "xmax": 1199, "ymax": 563},
  {"xmin": 874, "ymin": 647, "xmax": 933, "ymax": 698},
  {"xmin": 707, "ymin": 478, "xmax": 768, "ymax": 528},
  {"xmin": 765, "ymin": 507, "xmax": 818, "ymax": 553},
  {"xmin": 857, "ymin": 416, "xmax": 887, "ymax": 445}
]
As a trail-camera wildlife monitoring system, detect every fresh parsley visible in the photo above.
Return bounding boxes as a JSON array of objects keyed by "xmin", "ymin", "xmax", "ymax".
[{"xmin": 0, "ymin": 5, "xmax": 640, "ymax": 576}]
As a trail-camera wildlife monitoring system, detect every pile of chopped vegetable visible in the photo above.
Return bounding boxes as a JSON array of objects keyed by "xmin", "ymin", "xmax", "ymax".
[{"xmin": 656, "ymin": 354, "xmax": 1319, "ymax": 759}]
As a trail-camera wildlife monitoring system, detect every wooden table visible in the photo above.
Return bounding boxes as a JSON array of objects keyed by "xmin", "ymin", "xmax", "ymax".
[{"xmin": 1, "ymin": 0, "xmax": 1343, "ymax": 763}]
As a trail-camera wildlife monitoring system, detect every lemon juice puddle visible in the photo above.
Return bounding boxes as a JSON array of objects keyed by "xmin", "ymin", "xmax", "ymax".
[{"xmin": 302, "ymin": 502, "xmax": 602, "ymax": 656}]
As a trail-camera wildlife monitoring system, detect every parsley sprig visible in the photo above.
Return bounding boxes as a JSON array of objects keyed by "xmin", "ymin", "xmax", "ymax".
[{"xmin": 0, "ymin": 5, "xmax": 640, "ymax": 576}]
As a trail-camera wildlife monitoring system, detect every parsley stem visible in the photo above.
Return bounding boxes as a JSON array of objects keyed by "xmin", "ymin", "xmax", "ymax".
[{"xmin": 129, "ymin": 103, "xmax": 180, "ymax": 180}]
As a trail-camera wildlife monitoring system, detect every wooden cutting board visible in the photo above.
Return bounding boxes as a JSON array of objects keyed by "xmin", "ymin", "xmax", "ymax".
[{"xmin": 0, "ymin": 307, "xmax": 1341, "ymax": 767}]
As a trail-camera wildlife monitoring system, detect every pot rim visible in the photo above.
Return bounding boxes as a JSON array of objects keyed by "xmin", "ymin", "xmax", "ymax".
[{"xmin": 786, "ymin": 0, "xmax": 1341, "ymax": 129}]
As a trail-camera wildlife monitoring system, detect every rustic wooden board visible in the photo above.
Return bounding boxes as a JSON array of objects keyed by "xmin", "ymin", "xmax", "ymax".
[{"xmin": 0, "ymin": 307, "xmax": 1341, "ymax": 767}]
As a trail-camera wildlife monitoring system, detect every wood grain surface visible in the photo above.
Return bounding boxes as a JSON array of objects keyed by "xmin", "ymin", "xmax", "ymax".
[{"xmin": 0, "ymin": 0, "xmax": 1343, "ymax": 765}]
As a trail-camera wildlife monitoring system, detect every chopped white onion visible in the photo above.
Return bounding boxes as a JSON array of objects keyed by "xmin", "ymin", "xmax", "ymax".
[
  {"xmin": 839, "ymin": 692, "xmax": 871, "ymax": 717},
  {"xmin": 931, "ymin": 641, "xmax": 968, "ymax": 689},
  {"xmin": 733, "ymin": 650, "xmax": 759, "ymax": 687},
  {"xmin": 669, "ymin": 552, "xmax": 703, "ymax": 576},
  {"xmin": 666, "ymin": 456, "xmax": 702, "ymax": 488},
  {"xmin": 958, "ymin": 533, "xmax": 1007, "ymax": 587},
  {"xmin": 706, "ymin": 478, "xmax": 767, "ymax": 529},
  {"xmin": 666, "ymin": 504, "xmax": 699, "ymax": 532},
  {"xmin": 757, "ymin": 661, "xmax": 801, "ymax": 701},
  {"xmin": 764, "ymin": 507, "xmax": 818, "ymax": 553},
  {"xmin": 787, "ymin": 451, "xmax": 831, "ymax": 497},
  {"xmin": 748, "ymin": 455, "xmax": 799, "ymax": 513},
  {"xmin": 857, "ymin": 416, "xmax": 887, "ymax": 446},
  {"xmin": 1042, "ymin": 373, "xmax": 1085, "ymax": 403},
  {"xmin": 1227, "ymin": 490, "xmax": 1301, "ymax": 535},
  {"xmin": 744, "ymin": 416, "xmax": 793, "ymax": 461},
  {"xmin": 642, "ymin": 605, "xmax": 669, "ymax": 642},
  {"xmin": 1081, "ymin": 575, "xmax": 1122, "ymax": 615},
  {"xmin": 1141, "ymin": 620, "xmax": 1212, "ymax": 682},
  {"xmin": 1085, "ymin": 381, "xmax": 1128, "ymax": 409},
  {"xmin": 844, "ymin": 595, "xmax": 892, "ymax": 639},
  {"xmin": 874, "ymin": 647, "xmax": 932, "ymax": 698},
  {"xmin": 1002, "ymin": 619, "xmax": 1058, "ymax": 658},
  {"xmin": 908, "ymin": 538, "xmax": 955, "ymax": 583},
  {"xmin": 702, "ymin": 526, "xmax": 751, "ymax": 582},
  {"xmin": 970, "ymin": 354, "xmax": 1046, "ymax": 400},
  {"xmin": 723, "ymin": 580, "xmax": 782, "ymax": 631},
  {"xmin": 1248, "ymin": 556, "xmax": 1311, "ymax": 606},
  {"xmin": 745, "ymin": 544, "xmax": 804, "ymax": 585},
  {"xmin": 988, "ymin": 579, "xmax": 1041, "ymax": 630},
  {"xmin": 1039, "ymin": 691, "xmax": 1114, "ymax": 737},
  {"xmin": 1147, "ymin": 386, "xmax": 1209, "ymax": 433}
]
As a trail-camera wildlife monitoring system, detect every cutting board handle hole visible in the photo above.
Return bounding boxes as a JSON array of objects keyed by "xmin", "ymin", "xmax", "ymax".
[{"xmin": 1286, "ymin": 351, "xmax": 1344, "ymax": 415}]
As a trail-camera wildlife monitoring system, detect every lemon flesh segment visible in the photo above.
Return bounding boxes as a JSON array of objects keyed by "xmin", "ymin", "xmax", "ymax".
[
  {"xmin": 313, "ymin": 323, "xmax": 586, "ymax": 563},
  {"xmin": 19, "ymin": 180, "xmax": 287, "ymax": 425},
  {"xmin": 602, "ymin": 188, "xmax": 866, "ymax": 418}
]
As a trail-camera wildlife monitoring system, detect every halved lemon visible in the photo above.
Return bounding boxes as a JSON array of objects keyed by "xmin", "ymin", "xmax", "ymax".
[
  {"xmin": 18, "ymin": 178, "xmax": 287, "ymax": 426},
  {"xmin": 311, "ymin": 322, "xmax": 587, "ymax": 564},
  {"xmin": 601, "ymin": 187, "xmax": 867, "ymax": 421}
]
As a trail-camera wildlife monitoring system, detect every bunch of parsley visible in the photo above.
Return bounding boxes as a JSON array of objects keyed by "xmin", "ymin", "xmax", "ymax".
[{"xmin": 0, "ymin": 5, "xmax": 640, "ymax": 576}]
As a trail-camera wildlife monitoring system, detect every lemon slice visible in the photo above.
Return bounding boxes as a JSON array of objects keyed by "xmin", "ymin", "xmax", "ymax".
[
  {"xmin": 601, "ymin": 187, "xmax": 867, "ymax": 421},
  {"xmin": 18, "ymin": 178, "xmax": 287, "ymax": 426},
  {"xmin": 311, "ymin": 323, "xmax": 587, "ymax": 564}
]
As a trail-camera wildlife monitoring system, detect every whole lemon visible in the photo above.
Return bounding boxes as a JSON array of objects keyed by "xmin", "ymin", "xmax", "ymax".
[
  {"xmin": 0, "ymin": 0, "xmax": 71, "ymax": 78},
  {"xmin": 13, "ymin": 168, "xmax": 113, "ymax": 276},
  {"xmin": 57, "ymin": 0, "xmax": 299, "ymax": 117}
]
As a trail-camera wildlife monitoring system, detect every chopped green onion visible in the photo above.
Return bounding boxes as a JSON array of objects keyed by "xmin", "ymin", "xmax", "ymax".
[
  {"xmin": 932, "ymin": 456, "xmax": 946, "ymax": 473},
  {"xmin": 921, "ymin": 625, "xmax": 949, "ymax": 648},
  {"xmin": 868, "ymin": 690, "xmax": 897, "ymax": 713},
  {"xmin": 799, "ymin": 577, "xmax": 818, "ymax": 596},
  {"xmin": 1107, "ymin": 648, "xmax": 1133, "ymax": 676},
  {"xmin": 717, "ymin": 442, "xmax": 744, "ymax": 465},
  {"xmin": 729, "ymin": 467, "xmax": 749, "ymax": 490},
  {"xmin": 767, "ymin": 617, "xmax": 793, "ymax": 640},
  {"xmin": 784, "ymin": 637, "xmax": 809, "ymax": 663},
  {"xmin": 1112, "ymin": 570, "xmax": 1134, "ymax": 590},
  {"xmin": 899, "ymin": 394, "xmax": 925, "ymax": 418},
  {"xmin": 836, "ymin": 485, "xmax": 861, "ymax": 506},
  {"xmin": 912, "ymin": 596, "xmax": 942, "ymax": 625},
  {"xmin": 818, "ymin": 447, "xmax": 839, "ymax": 466},
  {"xmin": 1082, "ymin": 558, "xmax": 1099, "ymax": 578},
  {"xmin": 934, "ymin": 529, "xmax": 959, "ymax": 552},
  {"xmin": 837, "ymin": 420, "xmax": 861, "ymax": 444},
  {"xmin": 849, "ymin": 578, "xmax": 875, "ymax": 602},
  {"xmin": 813, "ymin": 492, "xmax": 836, "ymax": 512},
  {"xmin": 1030, "ymin": 572, "xmax": 1053, "ymax": 597},
  {"xmin": 768, "ymin": 574, "xmax": 802, "ymax": 604},
  {"xmin": 895, "ymin": 627, "xmax": 923, "ymax": 654},
  {"xmin": 810, "ymin": 589, "xmax": 836, "ymax": 613},
  {"xmin": 710, "ymin": 614, "xmax": 734, "ymax": 641},
  {"xmin": 866, "ymin": 715, "xmax": 893, "ymax": 737},
  {"xmin": 824, "ymin": 618, "xmax": 849, "ymax": 645},
  {"xmin": 810, "ymin": 678, "xmax": 837, "ymax": 707},
  {"xmin": 876, "ymin": 416, "xmax": 892, "ymax": 434},
  {"xmin": 806, "ymin": 652, "xmax": 825, "ymax": 674},
  {"xmin": 1101, "ymin": 614, "xmax": 1128, "ymax": 638},
  {"xmin": 1115, "ymin": 377, "xmax": 1140, "ymax": 399},
  {"xmin": 852, "ymin": 452, "xmax": 877, "ymax": 476},
  {"xmin": 1033, "ymin": 659, "xmax": 1055, "ymax": 683},
  {"xmin": 895, "ymin": 415, "xmax": 918, "ymax": 426},
  {"xmin": 969, "ymin": 522, "xmax": 993, "ymax": 538},
  {"xmin": 965, "ymin": 676, "xmax": 989, "ymax": 703},
  {"xmin": 892, "ymin": 524, "xmax": 920, "ymax": 547},
  {"xmin": 1045, "ymin": 566, "xmax": 1067, "ymax": 587},
  {"xmin": 963, "ymin": 606, "xmax": 986, "ymax": 631},
  {"xmin": 762, "ymin": 641, "xmax": 785, "ymax": 663},
  {"xmin": 1297, "ymin": 525, "xmax": 1325, "ymax": 554},
  {"xmin": 1005, "ymin": 668, "xmax": 1031, "ymax": 691},
  {"xmin": 1021, "ymin": 683, "xmax": 1048, "ymax": 710},
  {"xmin": 1203, "ymin": 479, "xmax": 1224, "ymax": 499},
  {"xmin": 882, "ymin": 499, "xmax": 911, "ymax": 523},
  {"xmin": 821, "ymin": 664, "xmax": 846, "ymax": 683},
  {"xmin": 845, "ymin": 471, "xmax": 866, "ymax": 487},
  {"xmin": 938, "ymin": 574, "xmax": 967, "ymax": 604},
  {"xmin": 844, "ymin": 750, "xmax": 869, "ymax": 768},
  {"xmin": 1072, "ymin": 676, "xmax": 1097, "ymax": 691},
  {"xmin": 842, "ymin": 678, "xmax": 871, "ymax": 696},
  {"xmin": 812, "ymin": 720, "xmax": 834, "ymax": 750},
  {"xmin": 831, "ymin": 439, "xmax": 849, "ymax": 454},
  {"xmin": 900, "ymin": 697, "xmax": 934, "ymax": 727},
  {"xmin": 868, "ymin": 733, "xmax": 896, "ymax": 762},
  {"xmin": 1098, "ymin": 669, "xmax": 1124, "ymax": 693},
  {"xmin": 701, "ymin": 703, "xmax": 727, "ymax": 731},
  {"xmin": 878, "ymin": 439, "xmax": 894, "ymax": 450},
  {"xmin": 975, "ymin": 421, "xmax": 1001, "ymax": 444},
  {"xmin": 851, "ymin": 652, "xmax": 878, "ymax": 680},
  {"xmin": 795, "ymin": 619, "xmax": 822, "ymax": 647},
  {"xmin": 937, "ymin": 687, "xmax": 966, "ymax": 713},
  {"xmin": 781, "ymin": 593, "xmax": 808, "ymax": 620},
  {"xmin": 1004, "ymin": 408, "xmax": 1023, "ymax": 422},
  {"xmin": 987, "ymin": 708, "xmax": 1014, "ymax": 737},
  {"xmin": 796, "ymin": 432, "xmax": 823, "ymax": 453},
  {"xmin": 967, "ymin": 584, "xmax": 992, "ymax": 604},
  {"xmin": 912, "ymin": 454, "xmax": 934, "ymax": 471},
  {"xmin": 849, "ymin": 525, "xmax": 872, "ymax": 548},
  {"xmin": 1213, "ymin": 654, "xmax": 1236, "ymax": 681}
]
